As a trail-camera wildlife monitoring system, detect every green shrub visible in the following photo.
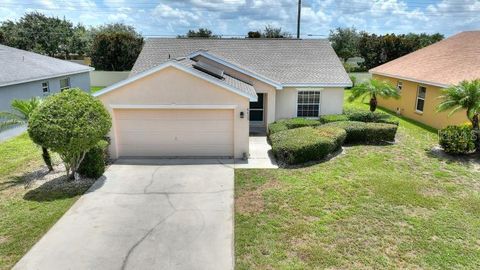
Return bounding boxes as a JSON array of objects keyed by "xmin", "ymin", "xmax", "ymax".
[
  {"xmin": 270, "ymin": 126, "xmax": 346, "ymax": 165},
  {"xmin": 28, "ymin": 89, "xmax": 112, "ymax": 179},
  {"xmin": 438, "ymin": 125, "xmax": 476, "ymax": 154},
  {"xmin": 322, "ymin": 121, "xmax": 398, "ymax": 144},
  {"xmin": 319, "ymin": 114, "xmax": 349, "ymax": 124},
  {"xmin": 268, "ymin": 118, "xmax": 320, "ymax": 135},
  {"xmin": 268, "ymin": 121, "xmax": 288, "ymax": 135},
  {"xmin": 78, "ymin": 140, "xmax": 109, "ymax": 179},
  {"xmin": 344, "ymin": 108, "xmax": 399, "ymax": 125}
]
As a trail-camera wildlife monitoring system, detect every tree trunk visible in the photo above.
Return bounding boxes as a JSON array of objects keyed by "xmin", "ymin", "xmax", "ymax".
[
  {"xmin": 42, "ymin": 147, "xmax": 54, "ymax": 172},
  {"xmin": 472, "ymin": 113, "xmax": 480, "ymax": 152},
  {"xmin": 369, "ymin": 95, "xmax": 377, "ymax": 112},
  {"xmin": 472, "ymin": 113, "xmax": 479, "ymax": 130}
]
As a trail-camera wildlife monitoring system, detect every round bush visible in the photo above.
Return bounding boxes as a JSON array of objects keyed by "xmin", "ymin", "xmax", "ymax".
[
  {"xmin": 439, "ymin": 125, "xmax": 476, "ymax": 154},
  {"xmin": 322, "ymin": 121, "xmax": 398, "ymax": 144},
  {"xmin": 270, "ymin": 126, "xmax": 346, "ymax": 165},
  {"xmin": 28, "ymin": 89, "xmax": 112, "ymax": 178},
  {"xmin": 78, "ymin": 140, "xmax": 109, "ymax": 179}
]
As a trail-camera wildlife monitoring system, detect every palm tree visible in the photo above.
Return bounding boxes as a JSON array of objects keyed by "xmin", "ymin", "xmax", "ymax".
[
  {"xmin": 437, "ymin": 79, "xmax": 480, "ymax": 129},
  {"xmin": 347, "ymin": 79, "xmax": 400, "ymax": 112},
  {"xmin": 0, "ymin": 98, "xmax": 54, "ymax": 171}
]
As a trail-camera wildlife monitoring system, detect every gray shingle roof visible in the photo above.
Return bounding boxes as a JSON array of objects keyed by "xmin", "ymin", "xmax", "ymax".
[
  {"xmin": 175, "ymin": 58, "xmax": 256, "ymax": 98},
  {"xmin": 0, "ymin": 45, "xmax": 93, "ymax": 87},
  {"xmin": 131, "ymin": 38, "xmax": 351, "ymax": 86}
]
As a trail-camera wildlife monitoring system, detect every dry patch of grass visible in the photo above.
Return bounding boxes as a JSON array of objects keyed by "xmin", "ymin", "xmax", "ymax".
[{"xmin": 236, "ymin": 179, "xmax": 283, "ymax": 215}]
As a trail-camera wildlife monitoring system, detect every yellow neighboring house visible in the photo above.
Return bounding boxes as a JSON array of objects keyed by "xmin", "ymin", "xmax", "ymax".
[{"xmin": 369, "ymin": 31, "xmax": 480, "ymax": 129}]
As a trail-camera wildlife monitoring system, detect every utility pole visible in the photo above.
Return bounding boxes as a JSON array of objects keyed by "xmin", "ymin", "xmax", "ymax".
[{"xmin": 297, "ymin": 0, "xmax": 302, "ymax": 39}]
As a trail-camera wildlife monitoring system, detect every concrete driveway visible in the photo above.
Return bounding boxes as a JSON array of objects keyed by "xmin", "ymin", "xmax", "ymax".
[{"xmin": 14, "ymin": 159, "xmax": 234, "ymax": 270}]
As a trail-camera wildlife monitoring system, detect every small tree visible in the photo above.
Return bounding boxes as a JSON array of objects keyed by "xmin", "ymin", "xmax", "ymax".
[
  {"xmin": 437, "ymin": 79, "xmax": 480, "ymax": 129},
  {"xmin": 348, "ymin": 79, "xmax": 400, "ymax": 112},
  {"xmin": 28, "ymin": 89, "xmax": 111, "ymax": 180},
  {"xmin": 0, "ymin": 98, "xmax": 53, "ymax": 171}
]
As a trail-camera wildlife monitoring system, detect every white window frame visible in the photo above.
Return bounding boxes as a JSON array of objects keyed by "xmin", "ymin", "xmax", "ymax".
[
  {"xmin": 415, "ymin": 85, "xmax": 426, "ymax": 113},
  {"xmin": 296, "ymin": 89, "xmax": 322, "ymax": 118},
  {"xmin": 60, "ymin": 77, "xmax": 71, "ymax": 91},
  {"xmin": 41, "ymin": 81, "xmax": 49, "ymax": 93},
  {"xmin": 397, "ymin": 81, "xmax": 403, "ymax": 94}
]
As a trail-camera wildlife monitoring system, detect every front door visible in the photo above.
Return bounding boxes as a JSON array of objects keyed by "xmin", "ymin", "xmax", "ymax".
[{"xmin": 249, "ymin": 93, "xmax": 264, "ymax": 124}]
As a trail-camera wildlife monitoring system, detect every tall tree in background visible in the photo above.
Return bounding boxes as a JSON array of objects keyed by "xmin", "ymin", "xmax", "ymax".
[
  {"xmin": 181, "ymin": 28, "xmax": 218, "ymax": 38},
  {"xmin": 90, "ymin": 23, "xmax": 144, "ymax": 71},
  {"xmin": 247, "ymin": 25, "xmax": 292, "ymax": 38},
  {"xmin": 358, "ymin": 32, "xmax": 444, "ymax": 70},
  {"xmin": 329, "ymin": 27, "xmax": 360, "ymax": 62},
  {"xmin": 0, "ymin": 12, "xmax": 89, "ymax": 58}
]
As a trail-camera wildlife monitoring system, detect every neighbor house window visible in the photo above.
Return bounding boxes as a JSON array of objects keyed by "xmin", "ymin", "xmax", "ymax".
[
  {"xmin": 397, "ymin": 81, "xmax": 403, "ymax": 94},
  {"xmin": 297, "ymin": 91, "xmax": 320, "ymax": 117},
  {"xmin": 42, "ymin": 82, "xmax": 49, "ymax": 93},
  {"xmin": 415, "ymin": 86, "xmax": 426, "ymax": 113},
  {"xmin": 60, "ymin": 77, "xmax": 70, "ymax": 91}
]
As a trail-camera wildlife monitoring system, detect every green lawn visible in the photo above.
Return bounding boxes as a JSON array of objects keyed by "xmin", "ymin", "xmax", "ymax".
[
  {"xmin": 0, "ymin": 134, "xmax": 85, "ymax": 269},
  {"xmin": 90, "ymin": 86, "xmax": 105, "ymax": 93},
  {"xmin": 235, "ymin": 93, "xmax": 480, "ymax": 269}
]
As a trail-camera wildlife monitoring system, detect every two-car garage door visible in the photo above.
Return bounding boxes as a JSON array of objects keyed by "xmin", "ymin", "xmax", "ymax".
[{"xmin": 114, "ymin": 109, "xmax": 234, "ymax": 157}]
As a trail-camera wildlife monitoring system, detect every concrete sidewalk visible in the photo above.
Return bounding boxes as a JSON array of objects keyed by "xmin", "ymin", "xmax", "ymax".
[{"xmin": 14, "ymin": 159, "xmax": 234, "ymax": 270}]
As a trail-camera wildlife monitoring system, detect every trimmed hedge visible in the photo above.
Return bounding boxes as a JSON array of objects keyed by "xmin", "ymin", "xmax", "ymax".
[
  {"xmin": 268, "ymin": 118, "xmax": 321, "ymax": 135},
  {"xmin": 322, "ymin": 121, "xmax": 398, "ymax": 144},
  {"xmin": 319, "ymin": 114, "xmax": 349, "ymax": 123},
  {"xmin": 439, "ymin": 125, "xmax": 476, "ymax": 154},
  {"xmin": 320, "ymin": 108, "xmax": 399, "ymax": 126},
  {"xmin": 78, "ymin": 140, "xmax": 109, "ymax": 179},
  {"xmin": 270, "ymin": 126, "xmax": 346, "ymax": 165}
]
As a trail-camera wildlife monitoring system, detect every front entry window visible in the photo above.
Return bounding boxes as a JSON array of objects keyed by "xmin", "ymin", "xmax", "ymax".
[
  {"xmin": 250, "ymin": 93, "xmax": 264, "ymax": 122},
  {"xmin": 297, "ymin": 91, "xmax": 320, "ymax": 117}
]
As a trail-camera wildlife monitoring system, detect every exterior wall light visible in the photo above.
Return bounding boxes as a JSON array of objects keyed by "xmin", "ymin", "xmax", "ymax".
[{"xmin": 240, "ymin": 111, "xmax": 244, "ymax": 118}]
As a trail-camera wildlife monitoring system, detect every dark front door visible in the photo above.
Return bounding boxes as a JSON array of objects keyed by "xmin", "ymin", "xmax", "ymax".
[{"xmin": 249, "ymin": 93, "xmax": 264, "ymax": 123}]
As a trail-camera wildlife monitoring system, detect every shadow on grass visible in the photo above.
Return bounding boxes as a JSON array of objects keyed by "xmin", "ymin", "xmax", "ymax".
[
  {"xmin": 426, "ymin": 147, "xmax": 480, "ymax": 169},
  {"xmin": 23, "ymin": 175, "xmax": 104, "ymax": 202},
  {"xmin": 0, "ymin": 166, "xmax": 51, "ymax": 192}
]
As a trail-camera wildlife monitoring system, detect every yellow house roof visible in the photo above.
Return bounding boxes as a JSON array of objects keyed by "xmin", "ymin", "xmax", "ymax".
[{"xmin": 370, "ymin": 31, "xmax": 480, "ymax": 87}]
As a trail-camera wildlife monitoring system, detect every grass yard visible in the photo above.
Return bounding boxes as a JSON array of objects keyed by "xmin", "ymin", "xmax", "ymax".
[
  {"xmin": 90, "ymin": 86, "xmax": 105, "ymax": 93},
  {"xmin": 235, "ymin": 93, "xmax": 480, "ymax": 269},
  {"xmin": 0, "ymin": 134, "xmax": 88, "ymax": 270}
]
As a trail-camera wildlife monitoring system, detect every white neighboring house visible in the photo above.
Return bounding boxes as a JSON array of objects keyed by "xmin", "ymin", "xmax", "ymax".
[
  {"xmin": 0, "ymin": 44, "xmax": 93, "ymax": 112},
  {"xmin": 94, "ymin": 38, "xmax": 352, "ymax": 159}
]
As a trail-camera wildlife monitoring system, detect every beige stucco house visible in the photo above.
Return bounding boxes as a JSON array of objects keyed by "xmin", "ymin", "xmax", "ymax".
[{"xmin": 94, "ymin": 39, "xmax": 351, "ymax": 159}]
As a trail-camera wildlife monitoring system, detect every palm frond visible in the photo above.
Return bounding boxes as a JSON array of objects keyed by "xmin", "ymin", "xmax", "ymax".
[
  {"xmin": 0, "ymin": 119, "xmax": 23, "ymax": 131},
  {"xmin": 0, "ymin": 111, "xmax": 23, "ymax": 121},
  {"xmin": 437, "ymin": 79, "xmax": 480, "ymax": 120}
]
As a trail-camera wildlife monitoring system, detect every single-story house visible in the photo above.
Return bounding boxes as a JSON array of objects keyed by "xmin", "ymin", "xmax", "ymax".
[
  {"xmin": 370, "ymin": 31, "xmax": 480, "ymax": 129},
  {"xmin": 0, "ymin": 44, "xmax": 93, "ymax": 111},
  {"xmin": 94, "ymin": 38, "xmax": 351, "ymax": 159}
]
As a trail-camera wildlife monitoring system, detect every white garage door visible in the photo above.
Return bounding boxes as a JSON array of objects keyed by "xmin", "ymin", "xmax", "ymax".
[{"xmin": 114, "ymin": 109, "xmax": 234, "ymax": 157}]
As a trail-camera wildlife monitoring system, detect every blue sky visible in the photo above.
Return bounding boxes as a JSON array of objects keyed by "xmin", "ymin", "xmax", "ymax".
[{"xmin": 1, "ymin": 0, "xmax": 479, "ymax": 37}]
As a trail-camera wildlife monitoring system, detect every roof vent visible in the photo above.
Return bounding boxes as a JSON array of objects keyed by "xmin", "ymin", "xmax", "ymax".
[{"xmin": 193, "ymin": 61, "xmax": 224, "ymax": 79}]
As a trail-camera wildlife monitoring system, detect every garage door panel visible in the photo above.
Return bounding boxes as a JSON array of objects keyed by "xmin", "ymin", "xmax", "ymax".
[
  {"xmin": 118, "ymin": 132, "xmax": 233, "ymax": 145},
  {"xmin": 115, "ymin": 109, "xmax": 232, "ymax": 120},
  {"xmin": 118, "ymin": 144, "xmax": 233, "ymax": 157},
  {"xmin": 115, "ymin": 109, "xmax": 234, "ymax": 157},
  {"xmin": 116, "ymin": 119, "xmax": 233, "ymax": 133}
]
